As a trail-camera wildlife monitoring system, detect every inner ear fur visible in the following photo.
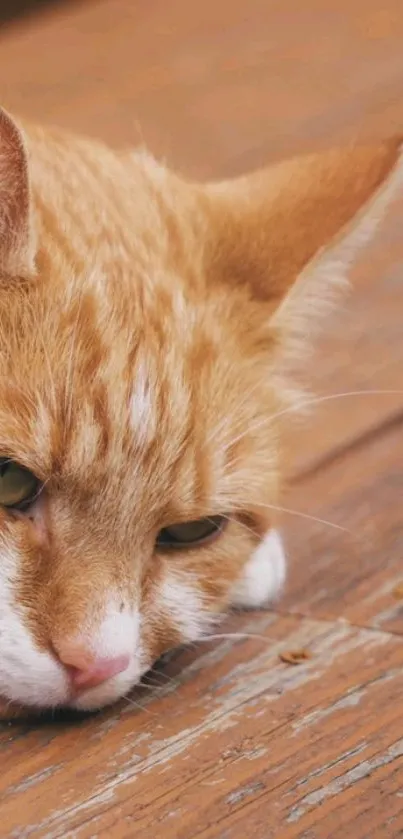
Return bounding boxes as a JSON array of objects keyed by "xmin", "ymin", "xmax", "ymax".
[
  {"xmin": 202, "ymin": 138, "xmax": 402, "ymax": 306},
  {"xmin": 0, "ymin": 107, "xmax": 34, "ymax": 277}
]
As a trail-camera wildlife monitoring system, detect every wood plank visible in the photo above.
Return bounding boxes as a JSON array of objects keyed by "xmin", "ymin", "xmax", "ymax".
[
  {"xmin": 283, "ymin": 418, "xmax": 403, "ymax": 634},
  {"xmin": 0, "ymin": 613, "xmax": 401, "ymax": 837},
  {"xmin": 1, "ymin": 0, "xmax": 403, "ymax": 176}
]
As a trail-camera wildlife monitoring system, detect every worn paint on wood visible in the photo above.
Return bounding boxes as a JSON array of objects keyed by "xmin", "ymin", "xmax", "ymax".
[{"xmin": 0, "ymin": 0, "xmax": 402, "ymax": 837}]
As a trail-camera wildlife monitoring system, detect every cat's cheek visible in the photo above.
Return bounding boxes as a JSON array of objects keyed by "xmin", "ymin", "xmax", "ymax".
[
  {"xmin": 155, "ymin": 570, "xmax": 216, "ymax": 643},
  {"xmin": 0, "ymin": 545, "xmax": 70, "ymax": 711},
  {"xmin": 138, "ymin": 567, "xmax": 219, "ymax": 669},
  {"xmin": 229, "ymin": 529, "xmax": 287, "ymax": 609}
]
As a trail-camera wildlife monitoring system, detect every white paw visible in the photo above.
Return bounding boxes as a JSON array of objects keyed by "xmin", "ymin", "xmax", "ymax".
[{"xmin": 229, "ymin": 530, "xmax": 286, "ymax": 609}]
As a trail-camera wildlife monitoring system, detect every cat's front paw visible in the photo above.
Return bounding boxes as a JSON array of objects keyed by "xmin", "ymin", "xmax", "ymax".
[{"xmin": 229, "ymin": 530, "xmax": 286, "ymax": 609}]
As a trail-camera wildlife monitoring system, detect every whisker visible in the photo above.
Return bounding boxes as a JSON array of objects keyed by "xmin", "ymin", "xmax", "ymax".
[
  {"xmin": 213, "ymin": 389, "xmax": 403, "ymax": 454},
  {"xmin": 198, "ymin": 632, "xmax": 274, "ymax": 643},
  {"xmin": 146, "ymin": 667, "xmax": 176, "ymax": 686},
  {"xmin": 210, "ymin": 499, "xmax": 348, "ymax": 533},
  {"xmin": 266, "ymin": 389, "xmax": 403, "ymax": 426},
  {"xmin": 252, "ymin": 502, "xmax": 349, "ymax": 532},
  {"xmin": 138, "ymin": 682, "xmax": 164, "ymax": 692},
  {"xmin": 207, "ymin": 391, "xmax": 403, "ymax": 534},
  {"xmin": 124, "ymin": 695, "xmax": 153, "ymax": 715},
  {"xmin": 220, "ymin": 416, "xmax": 273, "ymax": 452},
  {"xmin": 204, "ymin": 379, "xmax": 268, "ymax": 448},
  {"xmin": 221, "ymin": 515, "xmax": 257, "ymax": 538},
  {"xmin": 30, "ymin": 476, "xmax": 51, "ymax": 506}
]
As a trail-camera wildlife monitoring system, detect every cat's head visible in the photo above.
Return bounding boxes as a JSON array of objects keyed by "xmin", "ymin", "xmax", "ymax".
[{"xmin": 0, "ymin": 107, "xmax": 400, "ymax": 717}]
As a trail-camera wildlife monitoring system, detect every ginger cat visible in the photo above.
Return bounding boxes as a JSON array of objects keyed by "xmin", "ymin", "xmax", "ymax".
[{"xmin": 0, "ymin": 107, "xmax": 400, "ymax": 718}]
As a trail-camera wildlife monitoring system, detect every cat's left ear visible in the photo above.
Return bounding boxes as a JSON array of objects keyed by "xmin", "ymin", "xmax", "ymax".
[
  {"xmin": 203, "ymin": 138, "xmax": 402, "ymax": 339},
  {"xmin": 0, "ymin": 107, "xmax": 35, "ymax": 276}
]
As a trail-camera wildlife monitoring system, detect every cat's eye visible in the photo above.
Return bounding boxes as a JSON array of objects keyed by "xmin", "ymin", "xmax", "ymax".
[
  {"xmin": 156, "ymin": 515, "xmax": 226, "ymax": 548},
  {"xmin": 0, "ymin": 459, "xmax": 40, "ymax": 510}
]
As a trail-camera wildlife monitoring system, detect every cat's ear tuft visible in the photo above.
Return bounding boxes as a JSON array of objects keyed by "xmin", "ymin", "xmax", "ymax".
[
  {"xmin": 203, "ymin": 138, "xmax": 403, "ymax": 338},
  {"xmin": 0, "ymin": 107, "xmax": 35, "ymax": 276}
]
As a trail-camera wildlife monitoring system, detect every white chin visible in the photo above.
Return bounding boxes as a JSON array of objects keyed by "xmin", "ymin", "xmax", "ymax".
[
  {"xmin": 229, "ymin": 529, "xmax": 286, "ymax": 609},
  {"xmin": 69, "ymin": 687, "xmax": 125, "ymax": 713}
]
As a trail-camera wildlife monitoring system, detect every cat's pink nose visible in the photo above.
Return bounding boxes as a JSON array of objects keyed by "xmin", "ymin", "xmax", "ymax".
[
  {"xmin": 69, "ymin": 655, "xmax": 130, "ymax": 691},
  {"xmin": 54, "ymin": 640, "xmax": 130, "ymax": 691}
]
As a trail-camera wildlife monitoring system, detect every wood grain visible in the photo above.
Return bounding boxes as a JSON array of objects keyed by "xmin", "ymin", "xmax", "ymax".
[
  {"xmin": 2, "ymin": 0, "xmax": 403, "ymax": 177},
  {"xmin": 284, "ymin": 417, "xmax": 403, "ymax": 634},
  {"xmin": 0, "ymin": 0, "xmax": 402, "ymax": 837},
  {"xmin": 0, "ymin": 614, "xmax": 402, "ymax": 837}
]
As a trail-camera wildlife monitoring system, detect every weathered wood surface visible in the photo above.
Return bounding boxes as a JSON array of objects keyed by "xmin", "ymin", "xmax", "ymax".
[
  {"xmin": 0, "ymin": 1, "xmax": 402, "ymax": 836},
  {"xmin": 1, "ymin": 617, "xmax": 402, "ymax": 838}
]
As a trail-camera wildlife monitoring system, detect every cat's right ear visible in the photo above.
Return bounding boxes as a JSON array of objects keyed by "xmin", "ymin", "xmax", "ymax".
[
  {"xmin": 200, "ymin": 139, "xmax": 402, "ymax": 354},
  {"xmin": 0, "ymin": 107, "xmax": 35, "ymax": 277}
]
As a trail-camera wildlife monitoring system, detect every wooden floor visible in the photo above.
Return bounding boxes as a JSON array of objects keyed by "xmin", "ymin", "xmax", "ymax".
[{"xmin": 1, "ymin": 1, "xmax": 403, "ymax": 836}]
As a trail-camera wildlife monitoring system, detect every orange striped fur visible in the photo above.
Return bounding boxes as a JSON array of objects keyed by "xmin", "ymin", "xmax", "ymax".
[{"xmin": 0, "ymin": 108, "xmax": 400, "ymax": 718}]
